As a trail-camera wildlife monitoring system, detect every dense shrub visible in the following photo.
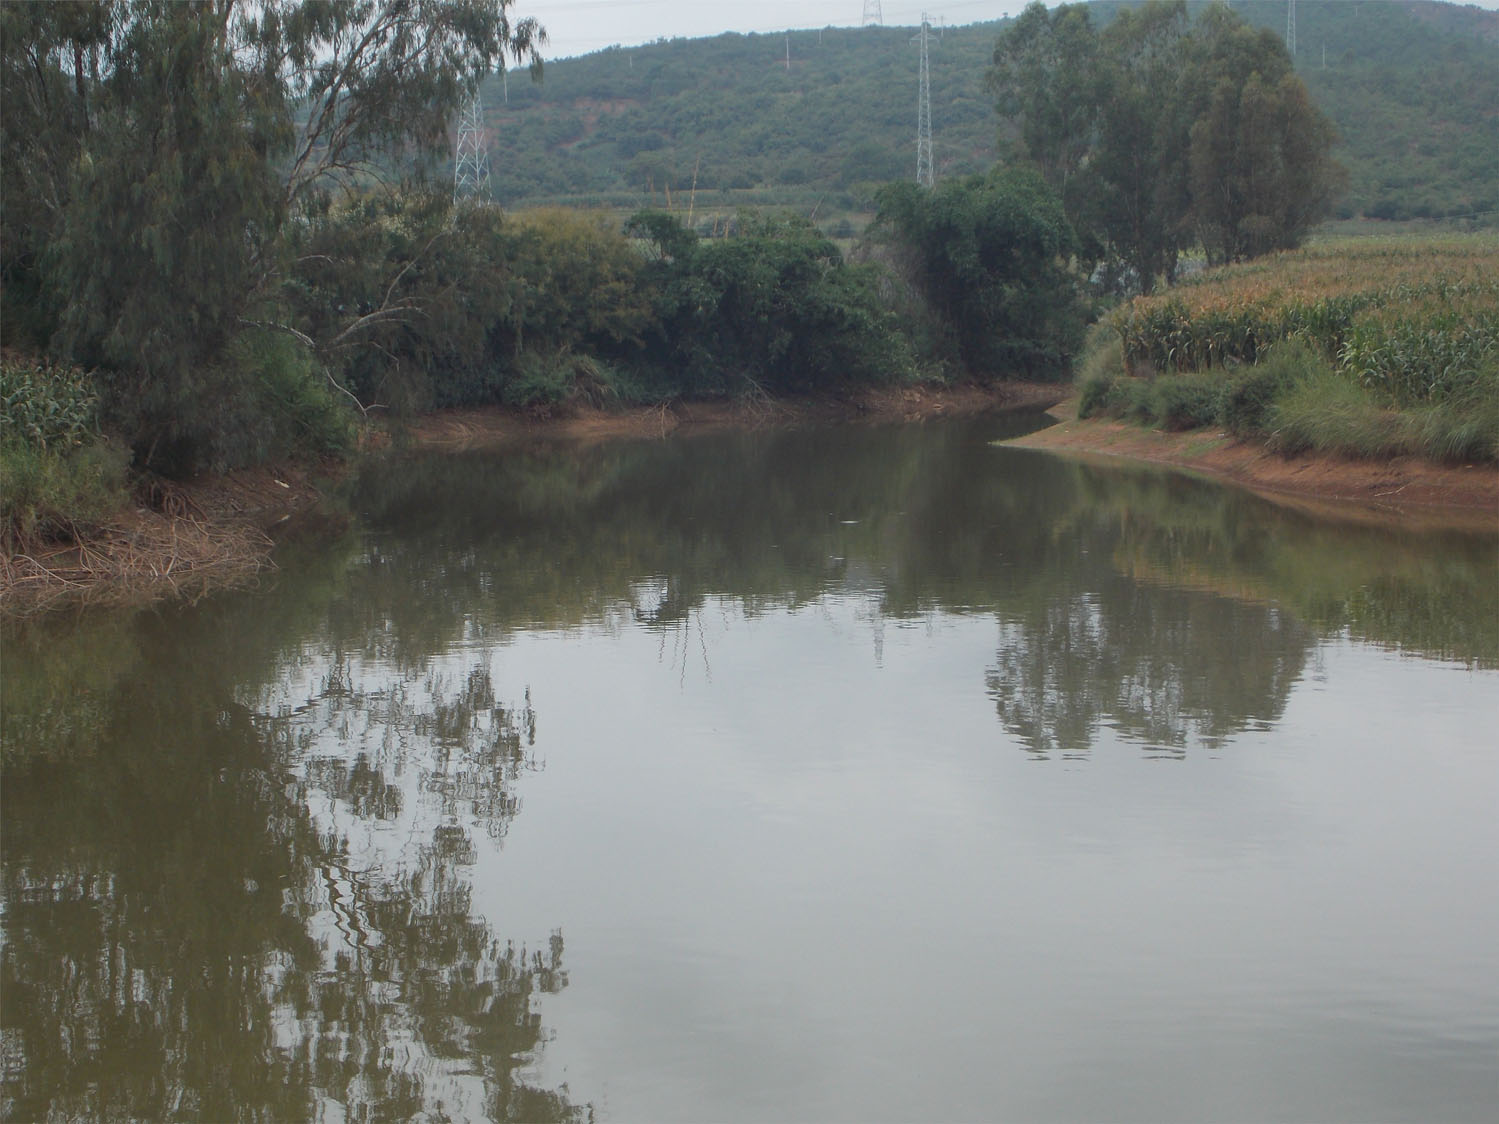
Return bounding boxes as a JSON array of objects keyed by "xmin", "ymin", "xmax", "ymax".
[
  {"xmin": 1076, "ymin": 374, "xmax": 1115, "ymax": 420},
  {"xmin": 502, "ymin": 351, "xmax": 619, "ymax": 411},
  {"xmin": 1151, "ymin": 375, "xmax": 1223, "ymax": 432},
  {"xmin": 1217, "ymin": 340, "xmax": 1322, "ymax": 436},
  {"xmin": 629, "ymin": 210, "xmax": 917, "ymax": 398},
  {"xmin": 873, "ymin": 168, "xmax": 1089, "ymax": 378}
]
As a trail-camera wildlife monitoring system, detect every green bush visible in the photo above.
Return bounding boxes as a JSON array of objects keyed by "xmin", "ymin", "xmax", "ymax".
[
  {"xmin": 1218, "ymin": 340, "xmax": 1325, "ymax": 436},
  {"xmin": 1077, "ymin": 373, "xmax": 1115, "ymax": 419},
  {"xmin": 1098, "ymin": 376, "xmax": 1156, "ymax": 423},
  {"xmin": 502, "ymin": 350, "xmax": 619, "ymax": 411},
  {"xmin": 234, "ymin": 332, "xmax": 357, "ymax": 460},
  {"xmin": 1150, "ymin": 374, "xmax": 1222, "ymax": 431},
  {"xmin": 873, "ymin": 169, "xmax": 1089, "ymax": 378},
  {"xmin": 1, "ymin": 438, "xmax": 130, "ymax": 547},
  {"xmin": 631, "ymin": 210, "xmax": 918, "ymax": 398}
]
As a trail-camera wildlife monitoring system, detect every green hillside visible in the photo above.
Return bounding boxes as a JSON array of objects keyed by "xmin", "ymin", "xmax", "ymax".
[{"xmin": 479, "ymin": 0, "xmax": 1498, "ymax": 224}]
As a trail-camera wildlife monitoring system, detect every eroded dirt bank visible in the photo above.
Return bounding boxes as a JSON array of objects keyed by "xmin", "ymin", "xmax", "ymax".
[
  {"xmin": 1006, "ymin": 398, "xmax": 1499, "ymax": 530},
  {"xmin": 402, "ymin": 382, "xmax": 1069, "ymax": 448}
]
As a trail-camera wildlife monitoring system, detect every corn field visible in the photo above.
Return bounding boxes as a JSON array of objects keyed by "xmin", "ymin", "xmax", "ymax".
[
  {"xmin": 0, "ymin": 361, "xmax": 101, "ymax": 451},
  {"xmin": 1111, "ymin": 236, "xmax": 1499, "ymax": 403}
]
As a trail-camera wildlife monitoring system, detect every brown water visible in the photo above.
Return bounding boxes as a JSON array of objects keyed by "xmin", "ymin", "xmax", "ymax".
[{"xmin": 3, "ymin": 415, "xmax": 1497, "ymax": 1122}]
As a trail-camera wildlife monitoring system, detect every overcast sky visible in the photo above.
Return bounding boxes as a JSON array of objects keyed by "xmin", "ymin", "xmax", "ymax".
[
  {"xmin": 517, "ymin": 1, "xmax": 1032, "ymax": 59},
  {"xmin": 516, "ymin": 0, "xmax": 1499, "ymax": 60}
]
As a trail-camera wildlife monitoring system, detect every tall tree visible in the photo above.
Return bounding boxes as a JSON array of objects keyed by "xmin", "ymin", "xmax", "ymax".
[
  {"xmin": 987, "ymin": 0, "xmax": 1344, "ymax": 289},
  {"xmin": 1, "ymin": 1, "xmax": 544, "ymax": 471},
  {"xmin": 1088, "ymin": 1, "xmax": 1195, "ymax": 293},
  {"xmin": 987, "ymin": 1, "xmax": 1104, "ymax": 202}
]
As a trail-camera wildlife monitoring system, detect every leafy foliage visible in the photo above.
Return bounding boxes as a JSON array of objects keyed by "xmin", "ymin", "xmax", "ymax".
[
  {"xmin": 1, "ymin": 0, "xmax": 541, "ymax": 474},
  {"xmin": 0, "ymin": 359, "xmax": 128, "ymax": 547},
  {"xmin": 990, "ymin": 1, "xmax": 1345, "ymax": 286},
  {"xmin": 873, "ymin": 169, "xmax": 1087, "ymax": 377},
  {"xmin": 629, "ymin": 210, "xmax": 917, "ymax": 398},
  {"xmin": 1186, "ymin": 8, "xmax": 1347, "ymax": 264},
  {"xmin": 0, "ymin": 361, "xmax": 101, "ymax": 452}
]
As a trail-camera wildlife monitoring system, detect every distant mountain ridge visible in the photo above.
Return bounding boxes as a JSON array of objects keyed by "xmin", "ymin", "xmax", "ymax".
[{"xmin": 477, "ymin": 0, "xmax": 1498, "ymax": 223}]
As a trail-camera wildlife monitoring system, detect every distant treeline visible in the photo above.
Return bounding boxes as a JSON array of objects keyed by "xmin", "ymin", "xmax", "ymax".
[{"xmin": 481, "ymin": 0, "xmax": 1497, "ymax": 225}]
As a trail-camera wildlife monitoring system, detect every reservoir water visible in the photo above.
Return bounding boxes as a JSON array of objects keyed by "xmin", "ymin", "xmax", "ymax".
[{"xmin": 3, "ymin": 415, "xmax": 1496, "ymax": 1122}]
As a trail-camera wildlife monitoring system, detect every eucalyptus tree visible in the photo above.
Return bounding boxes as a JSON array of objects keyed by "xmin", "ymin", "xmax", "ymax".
[
  {"xmin": 1, "ymin": 1, "xmax": 544, "ymax": 472},
  {"xmin": 1087, "ymin": 0, "xmax": 1196, "ymax": 293},
  {"xmin": 988, "ymin": 0, "xmax": 1343, "ymax": 292},
  {"xmin": 1186, "ymin": 4, "xmax": 1346, "ymax": 264}
]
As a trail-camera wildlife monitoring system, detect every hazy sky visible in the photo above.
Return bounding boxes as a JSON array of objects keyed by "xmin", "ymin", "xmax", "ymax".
[
  {"xmin": 518, "ymin": 1, "xmax": 1032, "ymax": 59},
  {"xmin": 517, "ymin": 0, "xmax": 1499, "ymax": 60}
]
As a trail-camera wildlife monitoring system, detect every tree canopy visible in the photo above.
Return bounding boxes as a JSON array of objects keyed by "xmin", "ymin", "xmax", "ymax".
[
  {"xmin": 874, "ymin": 168, "xmax": 1087, "ymax": 376},
  {"xmin": 1, "ymin": 0, "xmax": 543, "ymax": 470},
  {"xmin": 989, "ymin": 1, "xmax": 1346, "ymax": 285}
]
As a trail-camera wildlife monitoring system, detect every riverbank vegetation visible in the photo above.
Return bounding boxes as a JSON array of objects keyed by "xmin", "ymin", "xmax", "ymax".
[
  {"xmin": 1078, "ymin": 236, "xmax": 1499, "ymax": 463},
  {"xmin": 6, "ymin": 0, "xmax": 1486, "ymax": 611}
]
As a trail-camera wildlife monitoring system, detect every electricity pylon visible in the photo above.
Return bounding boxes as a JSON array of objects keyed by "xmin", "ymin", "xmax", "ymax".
[
  {"xmin": 453, "ymin": 89, "xmax": 491, "ymax": 204},
  {"xmin": 862, "ymin": 1, "xmax": 882, "ymax": 25},
  {"xmin": 914, "ymin": 14, "xmax": 934, "ymax": 188},
  {"xmin": 1285, "ymin": 0, "xmax": 1296, "ymax": 58}
]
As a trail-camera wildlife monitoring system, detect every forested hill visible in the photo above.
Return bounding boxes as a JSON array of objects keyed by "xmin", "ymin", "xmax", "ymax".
[{"xmin": 481, "ymin": 0, "xmax": 1498, "ymax": 223}]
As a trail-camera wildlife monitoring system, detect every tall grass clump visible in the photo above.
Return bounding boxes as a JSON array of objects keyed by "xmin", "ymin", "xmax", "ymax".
[
  {"xmin": 1076, "ymin": 319, "xmax": 1126, "ymax": 419},
  {"xmin": 1398, "ymin": 369, "xmax": 1499, "ymax": 463},
  {"xmin": 1, "ymin": 360, "xmax": 128, "ymax": 547},
  {"xmin": 1266, "ymin": 365, "xmax": 1402, "ymax": 457},
  {"xmin": 1219, "ymin": 340, "xmax": 1322, "ymax": 437}
]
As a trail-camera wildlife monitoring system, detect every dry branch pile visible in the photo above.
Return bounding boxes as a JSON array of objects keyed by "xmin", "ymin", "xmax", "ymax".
[{"xmin": 1, "ymin": 494, "xmax": 274, "ymax": 616}]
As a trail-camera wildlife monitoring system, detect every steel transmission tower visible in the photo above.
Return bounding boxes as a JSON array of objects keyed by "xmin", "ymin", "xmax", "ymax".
[
  {"xmin": 914, "ymin": 14, "xmax": 934, "ymax": 188},
  {"xmin": 453, "ymin": 89, "xmax": 491, "ymax": 204},
  {"xmin": 1285, "ymin": 0, "xmax": 1296, "ymax": 58},
  {"xmin": 862, "ymin": 1, "xmax": 882, "ymax": 25}
]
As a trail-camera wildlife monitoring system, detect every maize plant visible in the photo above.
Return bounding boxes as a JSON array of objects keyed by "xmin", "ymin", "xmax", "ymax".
[{"xmin": 0, "ymin": 361, "xmax": 101, "ymax": 452}]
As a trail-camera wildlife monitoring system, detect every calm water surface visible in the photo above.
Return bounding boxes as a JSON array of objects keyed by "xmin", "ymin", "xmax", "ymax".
[{"xmin": 3, "ymin": 416, "xmax": 1497, "ymax": 1122}]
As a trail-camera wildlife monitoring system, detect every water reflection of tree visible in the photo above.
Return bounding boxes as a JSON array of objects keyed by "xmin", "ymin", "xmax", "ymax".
[
  {"xmin": 987, "ymin": 581, "xmax": 1311, "ymax": 758},
  {"xmin": 339, "ymin": 422, "xmax": 1494, "ymax": 676},
  {"xmin": 1, "ymin": 612, "xmax": 585, "ymax": 1123}
]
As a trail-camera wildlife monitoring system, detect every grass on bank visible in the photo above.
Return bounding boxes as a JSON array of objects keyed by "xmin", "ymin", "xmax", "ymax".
[
  {"xmin": 1, "ymin": 360, "xmax": 129, "ymax": 550},
  {"xmin": 1080, "ymin": 236, "xmax": 1499, "ymax": 464}
]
